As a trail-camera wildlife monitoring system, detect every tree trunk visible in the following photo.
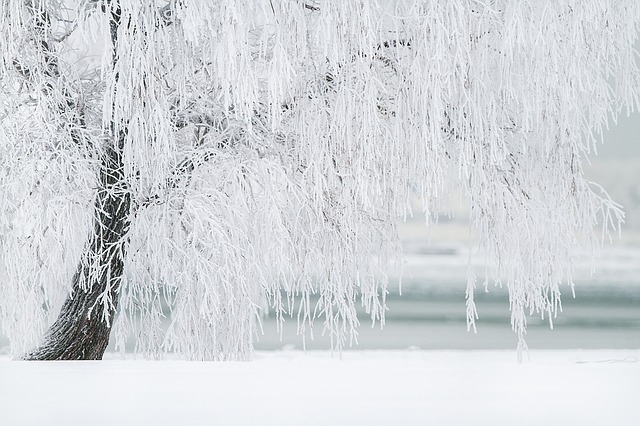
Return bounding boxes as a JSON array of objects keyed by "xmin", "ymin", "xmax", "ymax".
[{"xmin": 24, "ymin": 137, "xmax": 130, "ymax": 360}]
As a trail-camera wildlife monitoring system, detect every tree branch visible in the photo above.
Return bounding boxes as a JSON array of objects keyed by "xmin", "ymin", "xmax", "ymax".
[
  {"xmin": 23, "ymin": 2, "xmax": 88, "ymax": 148},
  {"xmin": 300, "ymin": 2, "xmax": 320, "ymax": 12}
]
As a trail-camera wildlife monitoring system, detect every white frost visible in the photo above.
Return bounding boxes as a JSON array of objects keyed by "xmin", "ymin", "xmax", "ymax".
[{"xmin": 1, "ymin": 1, "xmax": 639, "ymax": 359}]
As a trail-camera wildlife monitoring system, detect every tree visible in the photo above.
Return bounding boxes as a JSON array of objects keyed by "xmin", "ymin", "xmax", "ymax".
[{"xmin": 1, "ymin": 0, "xmax": 638, "ymax": 360}]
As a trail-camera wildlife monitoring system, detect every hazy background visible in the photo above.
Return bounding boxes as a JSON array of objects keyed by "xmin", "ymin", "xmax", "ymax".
[
  {"xmin": 254, "ymin": 111, "xmax": 640, "ymax": 351},
  {"xmin": 585, "ymin": 112, "xmax": 640, "ymax": 241}
]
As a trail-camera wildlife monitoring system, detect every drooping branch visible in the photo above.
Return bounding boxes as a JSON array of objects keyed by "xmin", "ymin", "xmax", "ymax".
[{"xmin": 14, "ymin": 4, "xmax": 88, "ymax": 150}]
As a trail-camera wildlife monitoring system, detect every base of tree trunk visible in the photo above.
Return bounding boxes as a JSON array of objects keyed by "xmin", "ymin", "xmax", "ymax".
[
  {"xmin": 24, "ymin": 140, "xmax": 129, "ymax": 361},
  {"xmin": 23, "ymin": 283, "xmax": 117, "ymax": 360}
]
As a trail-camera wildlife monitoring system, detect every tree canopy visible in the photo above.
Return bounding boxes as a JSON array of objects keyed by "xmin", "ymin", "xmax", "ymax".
[{"xmin": 1, "ymin": 0, "xmax": 639, "ymax": 360}]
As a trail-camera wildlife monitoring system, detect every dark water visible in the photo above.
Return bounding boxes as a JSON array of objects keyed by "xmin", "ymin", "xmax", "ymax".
[
  {"xmin": 254, "ymin": 278, "xmax": 640, "ymax": 351},
  {"xmin": 255, "ymin": 246, "xmax": 640, "ymax": 350}
]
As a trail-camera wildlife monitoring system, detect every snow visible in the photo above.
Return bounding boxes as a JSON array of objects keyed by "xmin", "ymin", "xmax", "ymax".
[{"xmin": 1, "ymin": 349, "xmax": 638, "ymax": 425}]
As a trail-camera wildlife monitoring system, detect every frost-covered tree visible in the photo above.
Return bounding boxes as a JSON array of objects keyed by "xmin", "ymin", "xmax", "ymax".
[{"xmin": 1, "ymin": 0, "xmax": 638, "ymax": 360}]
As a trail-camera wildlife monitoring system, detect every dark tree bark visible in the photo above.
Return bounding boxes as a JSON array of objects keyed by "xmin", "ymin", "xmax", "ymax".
[
  {"xmin": 24, "ymin": 137, "xmax": 130, "ymax": 360},
  {"xmin": 24, "ymin": 2, "xmax": 128, "ymax": 360}
]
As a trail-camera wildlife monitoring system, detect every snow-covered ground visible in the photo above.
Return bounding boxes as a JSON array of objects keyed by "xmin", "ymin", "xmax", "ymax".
[{"xmin": 1, "ymin": 349, "xmax": 638, "ymax": 426}]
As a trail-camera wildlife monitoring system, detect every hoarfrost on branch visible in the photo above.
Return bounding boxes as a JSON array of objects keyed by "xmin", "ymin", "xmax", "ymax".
[{"xmin": 0, "ymin": 0, "xmax": 638, "ymax": 359}]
